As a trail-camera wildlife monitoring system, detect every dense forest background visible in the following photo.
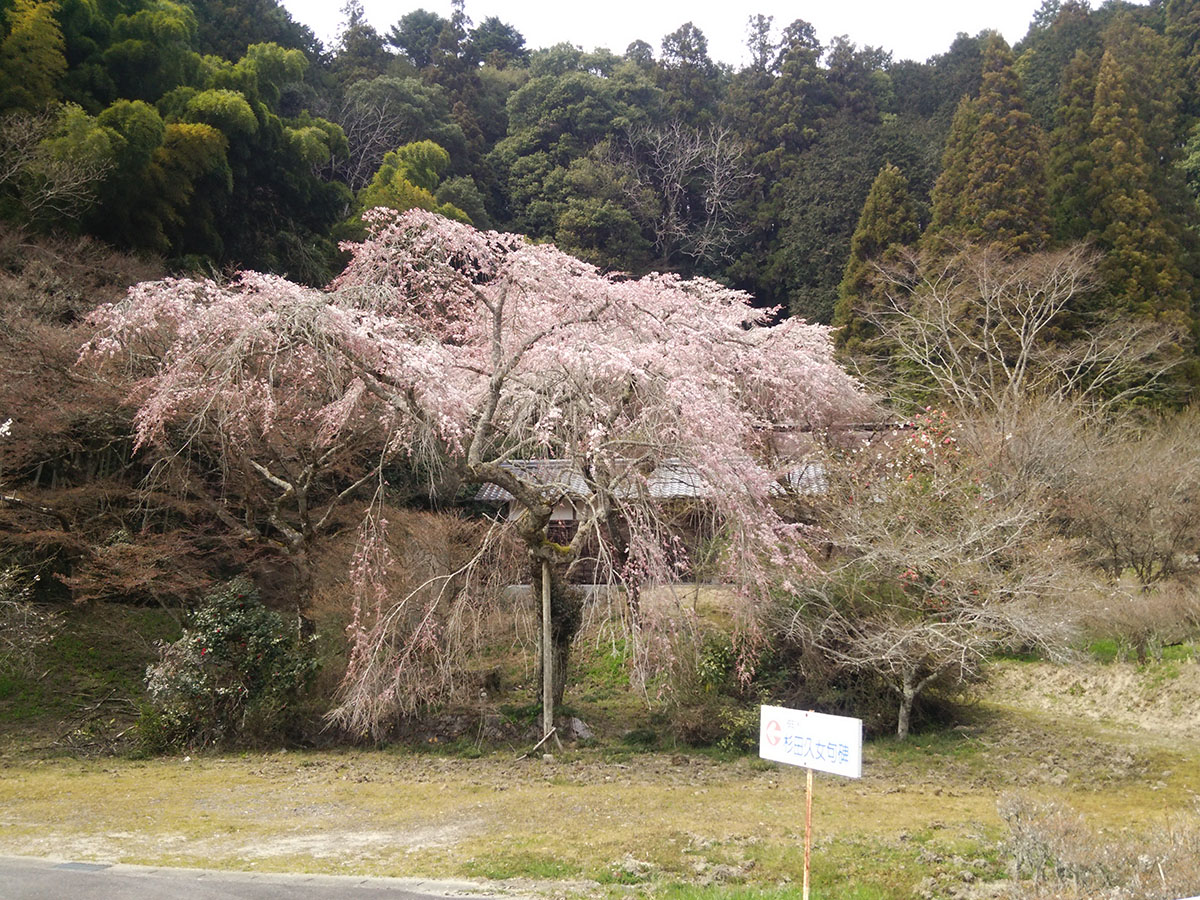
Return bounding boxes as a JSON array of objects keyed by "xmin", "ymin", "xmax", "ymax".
[{"xmin": 3, "ymin": 0, "xmax": 1200, "ymax": 335}]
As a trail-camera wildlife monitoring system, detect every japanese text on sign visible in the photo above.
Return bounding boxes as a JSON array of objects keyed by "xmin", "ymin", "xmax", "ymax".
[{"xmin": 759, "ymin": 705, "xmax": 863, "ymax": 778}]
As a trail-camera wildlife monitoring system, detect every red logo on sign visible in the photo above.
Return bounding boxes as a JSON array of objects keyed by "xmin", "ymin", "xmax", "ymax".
[{"xmin": 765, "ymin": 719, "xmax": 781, "ymax": 746}]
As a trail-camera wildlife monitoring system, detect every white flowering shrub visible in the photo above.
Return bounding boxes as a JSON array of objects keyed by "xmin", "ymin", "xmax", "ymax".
[{"xmin": 0, "ymin": 564, "xmax": 59, "ymax": 676}]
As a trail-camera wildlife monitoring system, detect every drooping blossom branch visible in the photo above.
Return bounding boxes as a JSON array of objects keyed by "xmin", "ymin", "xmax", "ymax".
[{"xmin": 85, "ymin": 208, "xmax": 869, "ymax": 733}]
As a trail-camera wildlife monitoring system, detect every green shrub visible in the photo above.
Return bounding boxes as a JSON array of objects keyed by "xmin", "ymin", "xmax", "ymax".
[
  {"xmin": 139, "ymin": 578, "xmax": 317, "ymax": 750},
  {"xmin": 658, "ymin": 634, "xmax": 769, "ymax": 750}
]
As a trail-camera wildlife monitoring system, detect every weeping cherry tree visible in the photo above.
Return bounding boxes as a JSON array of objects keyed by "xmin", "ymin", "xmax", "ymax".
[{"xmin": 86, "ymin": 208, "xmax": 867, "ymax": 738}]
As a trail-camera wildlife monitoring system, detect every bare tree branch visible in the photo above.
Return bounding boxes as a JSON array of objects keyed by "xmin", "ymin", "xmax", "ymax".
[{"xmin": 865, "ymin": 243, "xmax": 1184, "ymax": 424}]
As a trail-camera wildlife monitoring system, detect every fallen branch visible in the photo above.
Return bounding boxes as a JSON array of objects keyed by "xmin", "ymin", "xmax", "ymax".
[
  {"xmin": 517, "ymin": 726, "xmax": 557, "ymax": 760},
  {"xmin": 1, "ymin": 491, "xmax": 72, "ymax": 531}
]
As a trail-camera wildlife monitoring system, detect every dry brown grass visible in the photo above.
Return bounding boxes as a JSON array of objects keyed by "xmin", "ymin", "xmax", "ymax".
[
  {"xmin": 0, "ymin": 747, "xmax": 1000, "ymax": 889},
  {"xmin": 3, "ymin": 659, "xmax": 1199, "ymax": 898},
  {"xmin": 999, "ymin": 793, "xmax": 1200, "ymax": 899}
]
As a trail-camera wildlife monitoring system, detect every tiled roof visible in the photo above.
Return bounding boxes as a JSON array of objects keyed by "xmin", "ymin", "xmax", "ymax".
[
  {"xmin": 475, "ymin": 459, "xmax": 705, "ymax": 503},
  {"xmin": 778, "ymin": 461, "xmax": 828, "ymax": 496},
  {"xmin": 474, "ymin": 459, "xmax": 589, "ymax": 503},
  {"xmin": 474, "ymin": 459, "xmax": 826, "ymax": 503}
]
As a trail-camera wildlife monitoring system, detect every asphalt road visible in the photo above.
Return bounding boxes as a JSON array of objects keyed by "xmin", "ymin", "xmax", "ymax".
[{"xmin": 0, "ymin": 857, "xmax": 506, "ymax": 899}]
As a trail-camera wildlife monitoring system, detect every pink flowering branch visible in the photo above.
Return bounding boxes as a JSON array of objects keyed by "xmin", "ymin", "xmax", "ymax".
[{"xmin": 84, "ymin": 208, "xmax": 869, "ymax": 735}]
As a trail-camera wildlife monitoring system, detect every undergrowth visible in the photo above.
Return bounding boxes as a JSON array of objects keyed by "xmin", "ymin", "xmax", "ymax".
[
  {"xmin": 999, "ymin": 793, "xmax": 1200, "ymax": 899},
  {"xmin": 0, "ymin": 602, "xmax": 180, "ymax": 754}
]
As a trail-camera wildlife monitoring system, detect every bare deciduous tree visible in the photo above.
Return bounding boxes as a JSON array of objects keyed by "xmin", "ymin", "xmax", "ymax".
[
  {"xmin": 1056, "ymin": 408, "xmax": 1200, "ymax": 660},
  {"xmin": 781, "ymin": 411, "xmax": 1076, "ymax": 739},
  {"xmin": 0, "ymin": 109, "xmax": 111, "ymax": 223},
  {"xmin": 618, "ymin": 121, "xmax": 753, "ymax": 268},
  {"xmin": 1065, "ymin": 410, "xmax": 1200, "ymax": 587},
  {"xmin": 326, "ymin": 94, "xmax": 409, "ymax": 192},
  {"xmin": 323, "ymin": 78, "xmax": 462, "ymax": 193},
  {"xmin": 864, "ymin": 244, "xmax": 1184, "ymax": 424}
]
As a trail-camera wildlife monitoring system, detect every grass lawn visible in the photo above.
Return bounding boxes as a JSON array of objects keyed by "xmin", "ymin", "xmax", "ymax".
[
  {"xmin": 3, "ymin": 684, "xmax": 1198, "ymax": 898},
  {"xmin": 2, "ymin": 604, "xmax": 1199, "ymax": 898}
]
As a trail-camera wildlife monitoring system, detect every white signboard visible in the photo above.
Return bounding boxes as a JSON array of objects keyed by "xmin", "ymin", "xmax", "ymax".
[{"xmin": 759, "ymin": 705, "xmax": 863, "ymax": 779}]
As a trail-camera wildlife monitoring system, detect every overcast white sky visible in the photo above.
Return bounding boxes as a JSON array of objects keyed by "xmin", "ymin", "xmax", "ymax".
[{"xmin": 277, "ymin": 0, "xmax": 1144, "ymax": 66}]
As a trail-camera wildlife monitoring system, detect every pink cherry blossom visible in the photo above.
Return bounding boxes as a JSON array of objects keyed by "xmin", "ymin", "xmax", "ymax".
[{"xmin": 84, "ymin": 209, "xmax": 868, "ymax": 734}]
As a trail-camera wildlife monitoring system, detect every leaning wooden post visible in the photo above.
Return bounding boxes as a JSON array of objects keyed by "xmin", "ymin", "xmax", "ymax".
[{"xmin": 541, "ymin": 558, "xmax": 553, "ymax": 741}]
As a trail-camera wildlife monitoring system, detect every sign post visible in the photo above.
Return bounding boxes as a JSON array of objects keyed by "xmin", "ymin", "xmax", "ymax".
[{"xmin": 759, "ymin": 705, "xmax": 863, "ymax": 899}]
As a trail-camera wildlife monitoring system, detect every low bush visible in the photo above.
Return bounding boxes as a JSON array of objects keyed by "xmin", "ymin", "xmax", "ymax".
[
  {"xmin": 139, "ymin": 578, "xmax": 318, "ymax": 751},
  {"xmin": 0, "ymin": 564, "xmax": 61, "ymax": 677},
  {"xmin": 999, "ymin": 793, "xmax": 1200, "ymax": 899},
  {"xmin": 1075, "ymin": 579, "xmax": 1200, "ymax": 663},
  {"xmin": 655, "ymin": 622, "xmax": 928, "ymax": 749},
  {"xmin": 652, "ymin": 628, "xmax": 763, "ymax": 749}
]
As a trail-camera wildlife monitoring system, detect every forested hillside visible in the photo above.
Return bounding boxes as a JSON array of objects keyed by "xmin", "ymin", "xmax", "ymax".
[
  {"xmin": 2, "ymin": 0, "xmax": 1199, "ymax": 330},
  {"xmin": 3, "ymin": 0, "xmax": 1200, "ymax": 753}
]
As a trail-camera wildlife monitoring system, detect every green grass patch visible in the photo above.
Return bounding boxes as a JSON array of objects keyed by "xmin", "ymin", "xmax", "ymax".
[
  {"xmin": 1087, "ymin": 639, "xmax": 1197, "ymax": 664},
  {"xmin": 992, "ymin": 648, "xmax": 1046, "ymax": 663},
  {"xmin": 577, "ymin": 638, "xmax": 632, "ymax": 694},
  {"xmin": 462, "ymin": 849, "xmax": 584, "ymax": 880},
  {"xmin": 654, "ymin": 887, "xmax": 807, "ymax": 899},
  {"xmin": 869, "ymin": 725, "xmax": 982, "ymax": 765},
  {"xmin": 1159, "ymin": 642, "xmax": 1197, "ymax": 662},
  {"xmin": 0, "ymin": 604, "xmax": 182, "ymax": 748}
]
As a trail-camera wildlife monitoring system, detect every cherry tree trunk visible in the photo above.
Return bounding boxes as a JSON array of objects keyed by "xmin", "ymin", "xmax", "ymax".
[{"xmin": 278, "ymin": 543, "xmax": 316, "ymax": 639}]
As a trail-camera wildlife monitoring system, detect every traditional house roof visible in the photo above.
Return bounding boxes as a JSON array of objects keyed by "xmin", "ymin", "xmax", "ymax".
[
  {"xmin": 473, "ymin": 458, "xmax": 825, "ymax": 505},
  {"xmin": 779, "ymin": 461, "xmax": 828, "ymax": 496},
  {"xmin": 474, "ymin": 459, "xmax": 707, "ymax": 504},
  {"xmin": 474, "ymin": 459, "xmax": 586, "ymax": 503}
]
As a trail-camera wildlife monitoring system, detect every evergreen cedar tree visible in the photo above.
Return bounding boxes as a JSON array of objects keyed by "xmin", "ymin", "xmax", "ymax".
[
  {"xmin": 85, "ymin": 209, "xmax": 868, "ymax": 733},
  {"xmin": 1087, "ymin": 49, "xmax": 1190, "ymax": 322},
  {"xmin": 1047, "ymin": 48, "xmax": 1100, "ymax": 244},
  {"xmin": 833, "ymin": 161, "xmax": 921, "ymax": 355},
  {"xmin": 923, "ymin": 35, "xmax": 1049, "ymax": 258}
]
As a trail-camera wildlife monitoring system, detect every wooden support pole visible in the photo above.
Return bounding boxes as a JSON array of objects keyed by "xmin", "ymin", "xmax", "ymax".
[{"xmin": 541, "ymin": 559, "xmax": 553, "ymax": 741}]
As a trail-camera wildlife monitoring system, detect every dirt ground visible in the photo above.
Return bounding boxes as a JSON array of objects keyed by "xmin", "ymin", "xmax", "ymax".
[
  {"xmin": 1, "ymin": 656, "xmax": 1198, "ymax": 898},
  {"xmin": 986, "ymin": 654, "xmax": 1200, "ymax": 743}
]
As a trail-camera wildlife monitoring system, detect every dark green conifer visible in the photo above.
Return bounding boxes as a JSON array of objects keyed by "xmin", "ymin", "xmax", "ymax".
[
  {"xmin": 1015, "ymin": 0, "xmax": 1102, "ymax": 131},
  {"xmin": 923, "ymin": 37, "xmax": 1049, "ymax": 258},
  {"xmin": 834, "ymin": 163, "xmax": 921, "ymax": 356},
  {"xmin": 1102, "ymin": 16, "xmax": 1186, "ymax": 180},
  {"xmin": 923, "ymin": 94, "xmax": 978, "ymax": 257},
  {"xmin": 1087, "ymin": 50, "xmax": 1189, "ymax": 321},
  {"xmin": 1046, "ymin": 49, "xmax": 1098, "ymax": 243},
  {"xmin": 1165, "ymin": 0, "xmax": 1200, "ymax": 116},
  {"xmin": 960, "ymin": 36, "xmax": 1050, "ymax": 253}
]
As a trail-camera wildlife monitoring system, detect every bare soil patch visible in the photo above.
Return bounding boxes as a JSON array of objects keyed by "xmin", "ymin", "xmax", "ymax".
[
  {"xmin": 986, "ymin": 655, "xmax": 1200, "ymax": 743},
  {"xmin": 1, "ymin": 657, "xmax": 1197, "ymax": 898}
]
